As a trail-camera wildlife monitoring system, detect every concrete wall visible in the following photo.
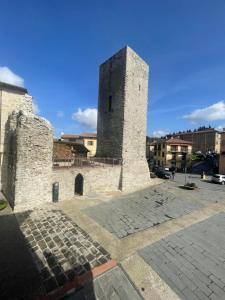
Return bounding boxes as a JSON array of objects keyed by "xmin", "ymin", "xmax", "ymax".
[{"xmin": 52, "ymin": 165, "xmax": 121, "ymax": 201}]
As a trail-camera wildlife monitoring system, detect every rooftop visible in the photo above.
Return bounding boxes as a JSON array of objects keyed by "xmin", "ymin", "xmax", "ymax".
[
  {"xmin": 61, "ymin": 132, "xmax": 97, "ymax": 139},
  {"xmin": 0, "ymin": 81, "xmax": 27, "ymax": 94}
]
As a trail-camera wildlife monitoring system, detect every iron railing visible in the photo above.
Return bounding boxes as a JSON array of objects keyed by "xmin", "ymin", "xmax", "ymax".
[{"xmin": 53, "ymin": 156, "xmax": 122, "ymax": 169}]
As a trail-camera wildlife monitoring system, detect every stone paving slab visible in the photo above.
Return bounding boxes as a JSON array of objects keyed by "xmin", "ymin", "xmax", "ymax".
[
  {"xmin": 84, "ymin": 185, "xmax": 203, "ymax": 238},
  {"xmin": 139, "ymin": 212, "xmax": 225, "ymax": 300},
  {"xmin": 16, "ymin": 209, "xmax": 111, "ymax": 296},
  {"xmin": 64, "ymin": 266, "xmax": 143, "ymax": 300}
]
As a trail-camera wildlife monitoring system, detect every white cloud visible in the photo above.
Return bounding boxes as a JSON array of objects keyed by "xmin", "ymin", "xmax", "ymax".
[
  {"xmin": 216, "ymin": 124, "xmax": 225, "ymax": 131},
  {"xmin": 153, "ymin": 129, "xmax": 169, "ymax": 138},
  {"xmin": 72, "ymin": 108, "xmax": 97, "ymax": 129},
  {"xmin": 56, "ymin": 111, "xmax": 64, "ymax": 118},
  {"xmin": 32, "ymin": 99, "xmax": 40, "ymax": 114},
  {"xmin": 183, "ymin": 101, "xmax": 225, "ymax": 123},
  {"xmin": 0, "ymin": 66, "xmax": 24, "ymax": 87}
]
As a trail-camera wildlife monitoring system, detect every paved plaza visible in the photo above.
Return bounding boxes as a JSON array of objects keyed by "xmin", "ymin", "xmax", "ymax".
[
  {"xmin": 2, "ymin": 178, "xmax": 225, "ymax": 299},
  {"xmin": 139, "ymin": 212, "xmax": 225, "ymax": 300},
  {"xmin": 84, "ymin": 184, "xmax": 203, "ymax": 238}
]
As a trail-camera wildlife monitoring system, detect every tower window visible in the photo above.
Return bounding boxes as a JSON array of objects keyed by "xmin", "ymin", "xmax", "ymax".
[
  {"xmin": 108, "ymin": 95, "xmax": 112, "ymax": 112},
  {"xmin": 139, "ymin": 84, "xmax": 141, "ymax": 91}
]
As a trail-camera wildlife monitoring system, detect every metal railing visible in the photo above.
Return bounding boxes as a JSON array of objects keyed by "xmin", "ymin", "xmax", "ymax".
[{"xmin": 53, "ymin": 156, "xmax": 122, "ymax": 169}]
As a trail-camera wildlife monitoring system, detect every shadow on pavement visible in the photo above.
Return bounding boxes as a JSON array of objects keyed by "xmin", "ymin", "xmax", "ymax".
[{"xmin": 0, "ymin": 209, "xmax": 95, "ymax": 299}]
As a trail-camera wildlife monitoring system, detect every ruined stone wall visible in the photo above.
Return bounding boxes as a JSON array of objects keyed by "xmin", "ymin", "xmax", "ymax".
[
  {"xmin": 52, "ymin": 166, "xmax": 121, "ymax": 201},
  {"xmin": 96, "ymin": 46, "xmax": 150, "ymax": 191},
  {"xmin": 6, "ymin": 111, "xmax": 53, "ymax": 207},
  {"xmin": 0, "ymin": 85, "xmax": 32, "ymax": 190}
]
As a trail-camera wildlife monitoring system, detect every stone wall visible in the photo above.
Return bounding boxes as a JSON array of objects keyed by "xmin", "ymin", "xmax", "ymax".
[
  {"xmin": 5, "ymin": 111, "xmax": 53, "ymax": 207},
  {"xmin": 52, "ymin": 165, "xmax": 121, "ymax": 201},
  {"xmin": 96, "ymin": 46, "xmax": 150, "ymax": 191},
  {"xmin": 0, "ymin": 83, "xmax": 32, "ymax": 190}
]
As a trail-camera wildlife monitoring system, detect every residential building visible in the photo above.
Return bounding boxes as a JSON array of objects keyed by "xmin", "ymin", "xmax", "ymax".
[
  {"xmin": 61, "ymin": 132, "xmax": 97, "ymax": 157},
  {"xmin": 53, "ymin": 140, "xmax": 89, "ymax": 167},
  {"xmin": 152, "ymin": 138, "xmax": 193, "ymax": 170},
  {"xmin": 173, "ymin": 128, "xmax": 221, "ymax": 154},
  {"xmin": 146, "ymin": 136, "xmax": 159, "ymax": 159},
  {"xmin": 219, "ymin": 130, "xmax": 225, "ymax": 174}
]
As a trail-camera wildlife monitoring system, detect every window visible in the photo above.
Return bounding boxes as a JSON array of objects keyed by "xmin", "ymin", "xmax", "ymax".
[
  {"xmin": 162, "ymin": 152, "xmax": 165, "ymax": 157},
  {"xmin": 108, "ymin": 95, "xmax": 112, "ymax": 112},
  {"xmin": 171, "ymin": 145, "xmax": 178, "ymax": 152},
  {"xmin": 87, "ymin": 141, "xmax": 93, "ymax": 146},
  {"xmin": 139, "ymin": 84, "xmax": 141, "ymax": 91}
]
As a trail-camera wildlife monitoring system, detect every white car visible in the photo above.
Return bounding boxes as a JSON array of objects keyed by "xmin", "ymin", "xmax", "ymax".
[{"xmin": 211, "ymin": 174, "xmax": 225, "ymax": 185}]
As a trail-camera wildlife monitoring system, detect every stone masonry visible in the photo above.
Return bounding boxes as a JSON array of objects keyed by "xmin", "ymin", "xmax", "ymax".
[
  {"xmin": 0, "ymin": 46, "xmax": 153, "ymax": 207},
  {"xmin": 96, "ymin": 46, "xmax": 150, "ymax": 191},
  {"xmin": 0, "ymin": 82, "xmax": 32, "ymax": 190},
  {"xmin": 6, "ymin": 111, "xmax": 53, "ymax": 206}
]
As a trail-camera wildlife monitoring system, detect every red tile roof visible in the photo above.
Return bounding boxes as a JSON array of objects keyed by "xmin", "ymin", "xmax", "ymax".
[
  {"xmin": 166, "ymin": 138, "xmax": 192, "ymax": 145},
  {"xmin": 61, "ymin": 132, "xmax": 97, "ymax": 139},
  {"xmin": 61, "ymin": 134, "xmax": 80, "ymax": 139},
  {"xmin": 80, "ymin": 132, "xmax": 97, "ymax": 138}
]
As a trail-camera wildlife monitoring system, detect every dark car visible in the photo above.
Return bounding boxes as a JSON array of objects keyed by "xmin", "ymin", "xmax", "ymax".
[{"xmin": 155, "ymin": 168, "xmax": 171, "ymax": 179}]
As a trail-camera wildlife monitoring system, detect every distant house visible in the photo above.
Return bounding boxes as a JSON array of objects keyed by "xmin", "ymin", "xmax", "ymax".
[
  {"xmin": 61, "ymin": 132, "xmax": 97, "ymax": 157},
  {"xmin": 172, "ymin": 128, "xmax": 221, "ymax": 154},
  {"xmin": 152, "ymin": 138, "xmax": 193, "ymax": 170},
  {"xmin": 53, "ymin": 140, "xmax": 89, "ymax": 167},
  {"xmin": 219, "ymin": 130, "xmax": 225, "ymax": 174}
]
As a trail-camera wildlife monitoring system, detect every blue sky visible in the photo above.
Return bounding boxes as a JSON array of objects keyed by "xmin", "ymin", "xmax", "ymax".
[{"xmin": 1, "ymin": 0, "xmax": 225, "ymax": 137}]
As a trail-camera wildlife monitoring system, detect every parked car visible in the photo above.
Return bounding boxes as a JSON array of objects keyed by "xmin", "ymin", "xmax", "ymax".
[
  {"xmin": 211, "ymin": 174, "xmax": 225, "ymax": 185},
  {"xmin": 155, "ymin": 168, "xmax": 171, "ymax": 179}
]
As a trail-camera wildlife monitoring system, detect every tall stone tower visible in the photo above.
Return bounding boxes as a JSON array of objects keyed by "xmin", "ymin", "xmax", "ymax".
[{"xmin": 96, "ymin": 46, "xmax": 150, "ymax": 190}]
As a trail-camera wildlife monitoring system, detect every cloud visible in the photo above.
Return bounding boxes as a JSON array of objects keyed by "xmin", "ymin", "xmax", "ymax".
[
  {"xmin": 56, "ymin": 111, "xmax": 64, "ymax": 118},
  {"xmin": 153, "ymin": 129, "xmax": 169, "ymax": 138},
  {"xmin": 183, "ymin": 101, "xmax": 225, "ymax": 123},
  {"xmin": 216, "ymin": 124, "xmax": 225, "ymax": 131},
  {"xmin": 0, "ymin": 66, "xmax": 24, "ymax": 87},
  {"xmin": 32, "ymin": 99, "xmax": 40, "ymax": 114},
  {"xmin": 72, "ymin": 108, "xmax": 97, "ymax": 129}
]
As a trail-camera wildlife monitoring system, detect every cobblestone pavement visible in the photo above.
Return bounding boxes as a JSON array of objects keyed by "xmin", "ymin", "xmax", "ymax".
[
  {"xmin": 16, "ymin": 209, "xmax": 111, "ymax": 296},
  {"xmin": 84, "ymin": 185, "xmax": 203, "ymax": 238},
  {"xmin": 139, "ymin": 212, "xmax": 225, "ymax": 300}
]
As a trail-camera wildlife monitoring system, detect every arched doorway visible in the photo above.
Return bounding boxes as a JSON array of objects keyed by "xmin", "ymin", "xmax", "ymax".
[{"xmin": 75, "ymin": 173, "xmax": 83, "ymax": 195}]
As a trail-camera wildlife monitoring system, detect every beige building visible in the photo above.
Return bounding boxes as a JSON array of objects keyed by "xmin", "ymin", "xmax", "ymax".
[
  {"xmin": 174, "ymin": 129, "xmax": 221, "ymax": 154},
  {"xmin": 219, "ymin": 131, "xmax": 225, "ymax": 174},
  {"xmin": 152, "ymin": 138, "xmax": 192, "ymax": 170},
  {"xmin": 61, "ymin": 132, "xmax": 97, "ymax": 157}
]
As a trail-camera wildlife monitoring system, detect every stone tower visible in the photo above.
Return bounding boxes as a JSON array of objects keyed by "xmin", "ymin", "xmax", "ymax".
[{"xmin": 96, "ymin": 46, "xmax": 150, "ymax": 190}]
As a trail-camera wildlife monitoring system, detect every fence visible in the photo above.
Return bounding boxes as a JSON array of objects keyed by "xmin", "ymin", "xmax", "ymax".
[{"xmin": 53, "ymin": 156, "xmax": 122, "ymax": 169}]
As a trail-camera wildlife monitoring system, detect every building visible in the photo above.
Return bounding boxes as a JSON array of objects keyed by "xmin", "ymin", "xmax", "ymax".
[
  {"xmin": 96, "ymin": 46, "xmax": 150, "ymax": 190},
  {"xmin": 219, "ymin": 130, "xmax": 225, "ymax": 174},
  {"xmin": 53, "ymin": 140, "xmax": 89, "ymax": 167},
  {"xmin": 61, "ymin": 132, "xmax": 97, "ymax": 157},
  {"xmin": 1, "ymin": 46, "xmax": 151, "ymax": 208},
  {"xmin": 173, "ymin": 128, "xmax": 221, "ymax": 154},
  {"xmin": 152, "ymin": 138, "xmax": 193, "ymax": 170}
]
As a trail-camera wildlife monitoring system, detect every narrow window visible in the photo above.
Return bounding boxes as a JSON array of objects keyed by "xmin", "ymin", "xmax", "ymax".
[
  {"xmin": 108, "ymin": 95, "xmax": 112, "ymax": 112},
  {"xmin": 139, "ymin": 84, "xmax": 141, "ymax": 91}
]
